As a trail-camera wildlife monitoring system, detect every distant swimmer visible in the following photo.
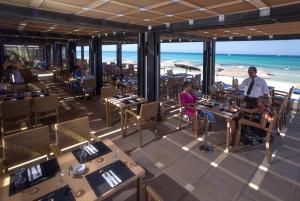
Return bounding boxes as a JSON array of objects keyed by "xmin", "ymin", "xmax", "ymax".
[{"xmin": 284, "ymin": 67, "xmax": 289, "ymax": 71}]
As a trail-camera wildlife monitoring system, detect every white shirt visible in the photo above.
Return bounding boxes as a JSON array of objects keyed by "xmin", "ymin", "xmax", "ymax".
[{"xmin": 239, "ymin": 76, "xmax": 269, "ymax": 98}]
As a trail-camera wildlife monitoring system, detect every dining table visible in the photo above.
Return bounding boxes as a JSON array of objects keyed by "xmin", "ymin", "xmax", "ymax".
[
  {"xmin": 105, "ymin": 94, "xmax": 147, "ymax": 137},
  {"xmin": 0, "ymin": 139, "xmax": 145, "ymax": 201},
  {"xmin": 195, "ymin": 99, "xmax": 240, "ymax": 154}
]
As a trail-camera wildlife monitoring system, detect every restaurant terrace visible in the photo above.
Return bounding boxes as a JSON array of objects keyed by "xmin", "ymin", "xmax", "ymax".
[{"xmin": 0, "ymin": 0, "xmax": 300, "ymax": 201}]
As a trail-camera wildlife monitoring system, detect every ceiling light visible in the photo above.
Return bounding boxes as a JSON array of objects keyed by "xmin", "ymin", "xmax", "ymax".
[
  {"xmin": 94, "ymin": 31, "xmax": 98, "ymax": 32},
  {"xmin": 203, "ymin": 32, "xmax": 208, "ymax": 34},
  {"xmin": 139, "ymin": 7, "xmax": 147, "ymax": 11},
  {"xmin": 229, "ymin": 36, "xmax": 233, "ymax": 40},
  {"xmin": 169, "ymin": 38, "xmax": 172, "ymax": 42},
  {"xmin": 224, "ymin": 30, "xmax": 230, "ymax": 33},
  {"xmin": 165, "ymin": 23, "xmax": 170, "ymax": 28},
  {"xmin": 20, "ymin": 22, "xmax": 27, "ymax": 26},
  {"xmin": 144, "ymin": 19, "xmax": 150, "ymax": 22},
  {"xmin": 113, "ymin": 32, "xmax": 116, "ymax": 35},
  {"xmin": 171, "ymin": 0, "xmax": 179, "ymax": 3},
  {"xmin": 233, "ymin": 33, "xmax": 239, "ymax": 35},
  {"xmin": 269, "ymin": 35, "xmax": 273, "ymax": 39},
  {"xmin": 74, "ymin": 29, "xmax": 80, "ymax": 32},
  {"xmin": 148, "ymin": 25, "xmax": 152, "ymax": 30},
  {"xmin": 160, "ymin": 40, "xmax": 163, "ymax": 42},
  {"xmin": 116, "ymin": 14, "xmax": 124, "ymax": 17},
  {"xmin": 179, "ymin": 38, "xmax": 182, "ymax": 42},
  {"xmin": 247, "ymin": 36, "xmax": 252, "ymax": 39},
  {"xmin": 101, "ymin": 0, "xmax": 110, "ymax": 3},
  {"xmin": 198, "ymin": 7, "xmax": 206, "ymax": 12},
  {"xmin": 249, "ymin": 28, "xmax": 256, "ymax": 31},
  {"xmin": 83, "ymin": 7, "xmax": 90, "ymax": 11},
  {"xmin": 213, "ymin": 37, "xmax": 217, "ymax": 40},
  {"xmin": 166, "ymin": 14, "xmax": 173, "ymax": 17},
  {"xmin": 188, "ymin": 19, "xmax": 194, "ymax": 25}
]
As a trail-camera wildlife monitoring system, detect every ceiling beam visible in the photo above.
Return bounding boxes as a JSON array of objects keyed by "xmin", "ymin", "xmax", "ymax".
[
  {"xmin": 152, "ymin": 3, "xmax": 300, "ymax": 33},
  {"xmin": 0, "ymin": 3, "xmax": 146, "ymax": 32},
  {"xmin": 216, "ymin": 34, "xmax": 300, "ymax": 41},
  {"xmin": 0, "ymin": 28, "xmax": 91, "ymax": 40}
]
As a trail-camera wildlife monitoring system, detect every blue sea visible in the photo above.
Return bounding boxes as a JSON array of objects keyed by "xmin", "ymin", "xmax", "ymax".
[{"xmin": 79, "ymin": 51, "xmax": 300, "ymax": 83}]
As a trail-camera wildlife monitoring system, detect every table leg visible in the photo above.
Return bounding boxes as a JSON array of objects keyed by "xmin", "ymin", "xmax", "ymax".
[
  {"xmin": 136, "ymin": 176, "xmax": 143, "ymax": 201},
  {"xmin": 106, "ymin": 101, "xmax": 110, "ymax": 127},
  {"xmin": 121, "ymin": 108, "xmax": 125, "ymax": 137},
  {"xmin": 194, "ymin": 114, "xmax": 198, "ymax": 139},
  {"xmin": 225, "ymin": 119, "xmax": 231, "ymax": 154}
]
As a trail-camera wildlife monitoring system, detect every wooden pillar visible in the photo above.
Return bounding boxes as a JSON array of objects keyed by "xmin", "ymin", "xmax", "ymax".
[
  {"xmin": 90, "ymin": 37, "xmax": 102, "ymax": 95},
  {"xmin": 67, "ymin": 41, "xmax": 76, "ymax": 73},
  {"xmin": 138, "ymin": 32, "xmax": 160, "ymax": 101},
  {"xmin": 116, "ymin": 42, "xmax": 122, "ymax": 68},
  {"xmin": 0, "ymin": 41, "xmax": 4, "ymax": 79},
  {"xmin": 202, "ymin": 41, "xmax": 216, "ymax": 95}
]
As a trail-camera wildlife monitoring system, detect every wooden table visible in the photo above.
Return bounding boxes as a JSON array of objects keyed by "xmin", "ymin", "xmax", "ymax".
[
  {"xmin": 105, "ymin": 95, "xmax": 147, "ymax": 136},
  {"xmin": 196, "ymin": 101, "xmax": 240, "ymax": 154},
  {"xmin": 0, "ymin": 139, "xmax": 145, "ymax": 201}
]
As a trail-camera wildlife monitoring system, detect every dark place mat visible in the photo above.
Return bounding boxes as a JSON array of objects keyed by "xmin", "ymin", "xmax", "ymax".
[
  {"xmin": 72, "ymin": 141, "xmax": 112, "ymax": 164},
  {"xmin": 33, "ymin": 185, "xmax": 76, "ymax": 201},
  {"xmin": 9, "ymin": 158, "xmax": 61, "ymax": 196},
  {"xmin": 4, "ymin": 95, "xmax": 25, "ymax": 101},
  {"xmin": 85, "ymin": 160, "xmax": 135, "ymax": 197},
  {"xmin": 32, "ymin": 92, "xmax": 49, "ymax": 98},
  {"xmin": 113, "ymin": 94, "xmax": 130, "ymax": 99}
]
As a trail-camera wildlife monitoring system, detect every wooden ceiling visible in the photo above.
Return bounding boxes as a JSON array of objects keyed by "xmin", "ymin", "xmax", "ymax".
[{"xmin": 0, "ymin": 0, "xmax": 300, "ymax": 39}]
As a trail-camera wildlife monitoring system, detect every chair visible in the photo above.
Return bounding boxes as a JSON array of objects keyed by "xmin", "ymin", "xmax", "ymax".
[
  {"xmin": 145, "ymin": 185, "xmax": 164, "ymax": 201},
  {"xmin": 1, "ymin": 126, "xmax": 50, "ymax": 175},
  {"xmin": 273, "ymin": 86, "xmax": 294, "ymax": 114},
  {"xmin": 100, "ymin": 86, "xmax": 118, "ymax": 120},
  {"xmin": 234, "ymin": 110, "xmax": 277, "ymax": 163},
  {"xmin": 8, "ymin": 84, "xmax": 27, "ymax": 93},
  {"xmin": 209, "ymin": 85, "xmax": 218, "ymax": 99},
  {"xmin": 52, "ymin": 117, "xmax": 98, "ymax": 156},
  {"xmin": 166, "ymin": 78, "xmax": 176, "ymax": 100},
  {"xmin": 28, "ymin": 82, "xmax": 47, "ymax": 92},
  {"xmin": 0, "ymin": 99, "xmax": 31, "ymax": 136},
  {"xmin": 276, "ymin": 97, "xmax": 288, "ymax": 133},
  {"xmin": 232, "ymin": 78, "xmax": 239, "ymax": 89},
  {"xmin": 177, "ymin": 93, "xmax": 198, "ymax": 138},
  {"xmin": 32, "ymin": 95, "xmax": 59, "ymax": 126},
  {"xmin": 82, "ymin": 78, "xmax": 96, "ymax": 97},
  {"xmin": 125, "ymin": 101, "xmax": 160, "ymax": 147}
]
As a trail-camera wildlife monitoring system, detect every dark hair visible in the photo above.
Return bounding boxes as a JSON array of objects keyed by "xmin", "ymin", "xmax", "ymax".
[
  {"xmin": 183, "ymin": 81, "xmax": 192, "ymax": 88},
  {"xmin": 248, "ymin": 66, "xmax": 257, "ymax": 73}
]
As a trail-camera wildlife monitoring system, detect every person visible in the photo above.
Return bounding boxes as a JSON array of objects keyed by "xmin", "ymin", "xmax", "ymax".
[
  {"xmin": 112, "ymin": 67, "xmax": 124, "ymax": 81},
  {"xmin": 236, "ymin": 66, "xmax": 269, "ymax": 108},
  {"xmin": 81, "ymin": 68, "xmax": 95, "ymax": 83},
  {"xmin": 6, "ymin": 66, "xmax": 24, "ymax": 84},
  {"xmin": 180, "ymin": 82, "xmax": 215, "ymax": 133},
  {"xmin": 72, "ymin": 66, "xmax": 82, "ymax": 78},
  {"xmin": 231, "ymin": 95, "xmax": 273, "ymax": 146},
  {"xmin": 71, "ymin": 66, "xmax": 82, "ymax": 95}
]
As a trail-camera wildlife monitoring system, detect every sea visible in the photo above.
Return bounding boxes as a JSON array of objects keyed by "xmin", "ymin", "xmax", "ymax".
[{"xmin": 79, "ymin": 51, "xmax": 300, "ymax": 84}]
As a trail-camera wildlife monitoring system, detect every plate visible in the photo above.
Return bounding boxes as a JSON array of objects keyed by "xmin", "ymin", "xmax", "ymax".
[{"xmin": 74, "ymin": 164, "xmax": 86, "ymax": 175}]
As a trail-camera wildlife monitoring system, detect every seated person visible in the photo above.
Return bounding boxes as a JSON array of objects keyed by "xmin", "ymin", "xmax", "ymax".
[
  {"xmin": 180, "ymin": 82, "xmax": 215, "ymax": 133},
  {"xmin": 72, "ymin": 66, "xmax": 82, "ymax": 79},
  {"xmin": 6, "ymin": 66, "xmax": 24, "ymax": 84},
  {"xmin": 112, "ymin": 67, "xmax": 124, "ymax": 81},
  {"xmin": 81, "ymin": 68, "xmax": 95, "ymax": 83},
  {"xmin": 231, "ymin": 95, "xmax": 273, "ymax": 146}
]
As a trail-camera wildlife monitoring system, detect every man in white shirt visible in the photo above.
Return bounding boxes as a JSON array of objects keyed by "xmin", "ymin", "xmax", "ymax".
[{"xmin": 237, "ymin": 66, "xmax": 269, "ymax": 108}]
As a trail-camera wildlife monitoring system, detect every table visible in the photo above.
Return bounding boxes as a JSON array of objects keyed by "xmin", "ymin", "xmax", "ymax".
[
  {"xmin": 0, "ymin": 139, "xmax": 145, "ymax": 201},
  {"xmin": 105, "ymin": 95, "xmax": 147, "ymax": 136},
  {"xmin": 196, "ymin": 100, "xmax": 240, "ymax": 154}
]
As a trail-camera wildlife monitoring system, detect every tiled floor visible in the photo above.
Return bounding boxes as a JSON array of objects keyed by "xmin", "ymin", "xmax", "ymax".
[{"xmin": 14, "ymin": 79, "xmax": 300, "ymax": 201}]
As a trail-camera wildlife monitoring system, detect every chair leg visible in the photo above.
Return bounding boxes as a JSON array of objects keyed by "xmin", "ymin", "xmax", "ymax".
[
  {"xmin": 234, "ymin": 121, "xmax": 242, "ymax": 149},
  {"xmin": 124, "ymin": 112, "xmax": 128, "ymax": 136},
  {"xmin": 139, "ymin": 122, "xmax": 143, "ymax": 148},
  {"xmin": 177, "ymin": 112, "xmax": 182, "ymax": 130},
  {"xmin": 265, "ymin": 133, "xmax": 271, "ymax": 163}
]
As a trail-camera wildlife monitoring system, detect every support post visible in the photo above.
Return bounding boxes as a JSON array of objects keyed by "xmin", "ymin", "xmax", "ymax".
[
  {"xmin": 0, "ymin": 41, "xmax": 4, "ymax": 79},
  {"xmin": 202, "ymin": 41, "xmax": 216, "ymax": 95},
  {"xmin": 137, "ymin": 32, "xmax": 160, "ymax": 101},
  {"xmin": 81, "ymin": 46, "xmax": 84, "ymax": 63},
  {"xmin": 90, "ymin": 37, "xmax": 102, "ymax": 95},
  {"xmin": 67, "ymin": 41, "xmax": 76, "ymax": 73},
  {"xmin": 116, "ymin": 42, "xmax": 122, "ymax": 68}
]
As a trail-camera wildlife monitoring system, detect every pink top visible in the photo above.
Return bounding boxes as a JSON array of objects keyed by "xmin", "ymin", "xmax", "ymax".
[{"xmin": 180, "ymin": 91, "xmax": 197, "ymax": 117}]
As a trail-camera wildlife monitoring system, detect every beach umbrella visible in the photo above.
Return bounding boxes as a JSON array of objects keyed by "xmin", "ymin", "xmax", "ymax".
[{"xmin": 174, "ymin": 63, "xmax": 200, "ymax": 75}]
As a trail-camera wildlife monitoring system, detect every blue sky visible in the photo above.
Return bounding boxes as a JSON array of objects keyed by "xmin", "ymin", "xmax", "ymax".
[{"xmin": 102, "ymin": 40, "xmax": 300, "ymax": 56}]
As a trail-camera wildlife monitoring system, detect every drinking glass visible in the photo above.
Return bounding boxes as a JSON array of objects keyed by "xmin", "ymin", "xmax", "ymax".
[{"xmin": 79, "ymin": 146, "xmax": 88, "ymax": 164}]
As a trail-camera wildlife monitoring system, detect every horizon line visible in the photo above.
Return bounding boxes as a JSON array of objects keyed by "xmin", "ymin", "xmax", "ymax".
[{"xmin": 101, "ymin": 51, "xmax": 300, "ymax": 57}]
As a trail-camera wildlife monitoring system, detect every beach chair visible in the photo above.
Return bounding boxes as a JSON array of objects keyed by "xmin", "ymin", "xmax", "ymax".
[{"xmin": 124, "ymin": 101, "xmax": 160, "ymax": 147}]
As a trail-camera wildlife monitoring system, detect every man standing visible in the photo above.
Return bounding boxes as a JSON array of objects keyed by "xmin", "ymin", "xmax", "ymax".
[{"xmin": 237, "ymin": 66, "xmax": 269, "ymax": 108}]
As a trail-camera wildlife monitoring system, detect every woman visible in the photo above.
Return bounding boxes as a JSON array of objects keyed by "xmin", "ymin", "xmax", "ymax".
[
  {"xmin": 180, "ymin": 82, "xmax": 216, "ymax": 133},
  {"xmin": 231, "ymin": 95, "xmax": 273, "ymax": 146}
]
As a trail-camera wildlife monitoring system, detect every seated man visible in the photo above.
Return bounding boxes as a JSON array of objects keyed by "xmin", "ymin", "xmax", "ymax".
[
  {"xmin": 6, "ymin": 66, "xmax": 24, "ymax": 84},
  {"xmin": 236, "ymin": 66, "xmax": 269, "ymax": 108}
]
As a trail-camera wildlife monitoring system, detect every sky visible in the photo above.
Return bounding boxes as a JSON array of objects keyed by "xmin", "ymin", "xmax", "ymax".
[{"xmin": 102, "ymin": 40, "xmax": 300, "ymax": 56}]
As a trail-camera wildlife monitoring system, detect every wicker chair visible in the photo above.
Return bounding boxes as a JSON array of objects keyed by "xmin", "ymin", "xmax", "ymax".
[
  {"xmin": 51, "ymin": 116, "xmax": 98, "ymax": 156},
  {"xmin": 145, "ymin": 186, "xmax": 164, "ymax": 201},
  {"xmin": 232, "ymin": 78, "xmax": 239, "ymax": 89},
  {"xmin": 100, "ymin": 86, "xmax": 118, "ymax": 121},
  {"xmin": 82, "ymin": 78, "xmax": 96, "ymax": 97},
  {"xmin": 1, "ymin": 126, "xmax": 50, "ymax": 175},
  {"xmin": 166, "ymin": 78, "xmax": 176, "ymax": 100},
  {"xmin": 0, "ymin": 98, "xmax": 31, "ymax": 136},
  {"xmin": 124, "ymin": 101, "xmax": 160, "ymax": 147},
  {"xmin": 234, "ymin": 110, "xmax": 277, "ymax": 163},
  {"xmin": 272, "ymin": 86, "xmax": 294, "ymax": 114},
  {"xmin": 32, "ymin": 95, "xmax": 59, "ymax": 126}
]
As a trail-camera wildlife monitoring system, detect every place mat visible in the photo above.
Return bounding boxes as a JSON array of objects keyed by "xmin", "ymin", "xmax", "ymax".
[
  {"xmin": 9, "ymin": 158, "xmax": 61, "ymax": 196},
  {"xmin": 4, "ymin": 95, "xmax": 25, "ymax": 102},
  {"xmin": 122, "ymin": 98, "xmax": 139, "ymax": 105},
  {"xmin": 32, "ymin": 92, "xmax": 49, "ymax": 98},
  {"xmin": 33, "ymin": 185, "xmax": 76, "ymax": 201},
  {"xmin": 85, "ymin": 160, "xmax": 135, "ymax": 197},
  {"xmin": 72, "ymin": 141, "xmax": 112, "ymax": 164},
  {"xmin": 113, "ymin": 94, "xmax": 130, "ymax": 99}
]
